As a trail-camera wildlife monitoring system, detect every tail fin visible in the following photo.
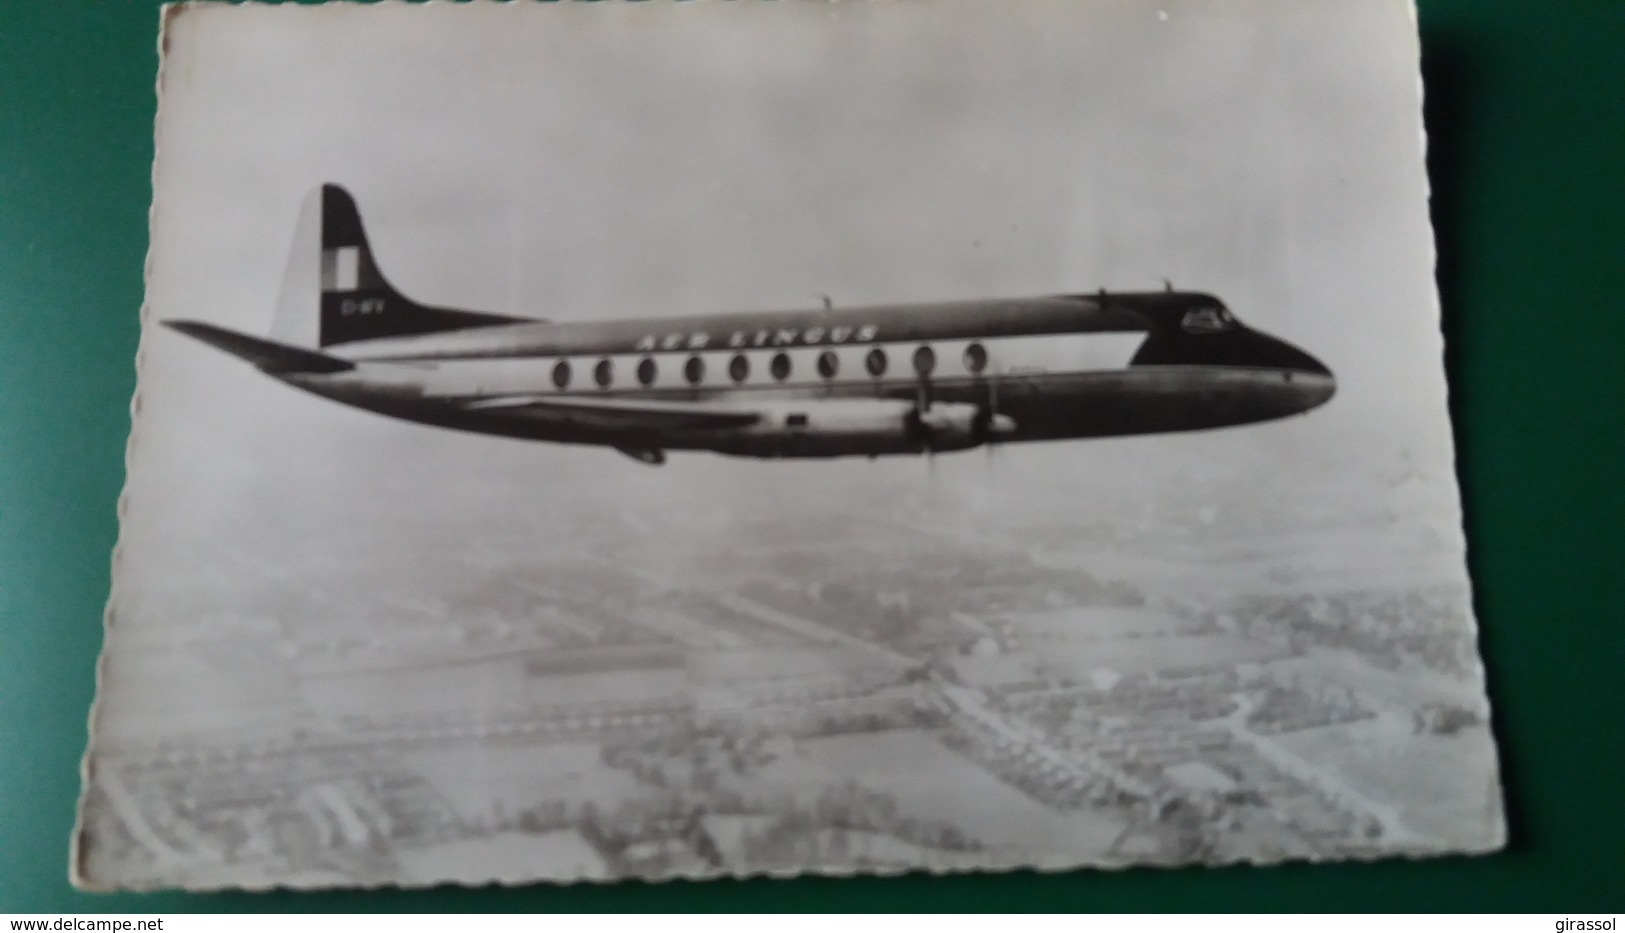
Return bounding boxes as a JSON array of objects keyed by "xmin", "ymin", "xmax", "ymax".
[{"xmin": 274, "ymin": 184, "xmax": 526, "ymax": 348}]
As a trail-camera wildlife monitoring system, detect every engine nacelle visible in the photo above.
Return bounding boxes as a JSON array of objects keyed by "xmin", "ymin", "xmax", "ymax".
[
  {"xmin": 915, "ymin": 402, "xmax": 1011, "ymax": 447},
  {"xmin": 716, "ymin": 398, "xmax": 1013, "ymax": 458}
]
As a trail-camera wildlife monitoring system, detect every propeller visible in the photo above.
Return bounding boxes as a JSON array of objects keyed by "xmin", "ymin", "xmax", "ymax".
[
  {"xmin": 908, "ymin": 352, "xmax": 1012, "ymax": 472},
  {"xmin": 916, "ymin": 376, "xmax": 938, "ymax": 476},
  {"xmin": 985, "ymin": 363, "xmax": 1002, "ymax": 467}
]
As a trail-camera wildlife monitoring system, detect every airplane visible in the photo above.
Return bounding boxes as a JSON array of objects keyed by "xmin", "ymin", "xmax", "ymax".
[{"xmin": 165, "ymin": 184, "xmax": 1335, "ymax": 465}]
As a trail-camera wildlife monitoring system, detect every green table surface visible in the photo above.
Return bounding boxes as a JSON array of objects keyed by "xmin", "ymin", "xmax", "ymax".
[{"xmin": 2, "ymin": 0, "xmax": 1621, "ymax": 913}]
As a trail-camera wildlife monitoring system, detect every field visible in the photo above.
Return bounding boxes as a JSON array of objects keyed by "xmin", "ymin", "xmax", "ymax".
[
  {"xmin": 1017, "ymin": 633, "xmax": 1291, "ymax": 677},
  {"xmin": 394, "ymin": 829, "xmax": 609, "ymax": 882},
  {"xmin": 94, "ymin": 639, "xmax": 304, "ymax": 744},
  {"xmin": 396, "ymin": 739, "xmax": 648, "ymax": 821},
  {"xmin": 753, "ymin": 730, "xmax": 1128, "ymax": 858},
  {"xmin": 1274, "ymin": 718, "xmax": 1503, "ymax": 848}
]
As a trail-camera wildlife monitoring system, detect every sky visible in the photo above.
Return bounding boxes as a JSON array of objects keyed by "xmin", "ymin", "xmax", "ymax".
[{"xmin": 115, "ymin": 0, "xmax": 1468, "ymax": 603}]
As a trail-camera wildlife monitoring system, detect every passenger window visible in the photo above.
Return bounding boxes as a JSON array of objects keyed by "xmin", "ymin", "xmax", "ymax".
[
  {"xmin": 552, "ymin": 359, "xmax": 572, "ymax": 389},
  {"xmin": 637, "ymin": 357, "xmax": 658, "ymax": 386},
  {"xmin": 786, "ymin": 413, "xmax": 809, "ymax": 428},
  {"xmin": 729, "ymin": 354, "xmax": 750, "ymax": 383},
  {"xmin": 771, "ymin": 352, "xmax": 792, "ymax": 381},
  {"xmin": 865, "ymin": 347, "xmax": 888, "ymax": 377},
  {"xmin": 913, "ymin": 345, "xmax": 936, "ymax": 376},
  {"xmin": 817, "ymin": 350, "xmax": 839, "ymax": 379},
  {"xmin": 684, "ymin": 355, "xmax": 705, "ymax": 385},
  {"xmin": 594, "ymin": 358, "xmax": 613, "ymax": 388},
  {"xmin": 962, "ymin": 342, "xmax": 988, "ymax": 374}
]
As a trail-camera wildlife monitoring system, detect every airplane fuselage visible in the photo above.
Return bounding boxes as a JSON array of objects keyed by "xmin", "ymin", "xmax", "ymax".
[
  {"xmin": 167, "ymin": 185, "xmax": 1335, "ymax": 464},
  {"xmin": 292, "ymin": 292, "xmax": 1335, "ymax": 460}
]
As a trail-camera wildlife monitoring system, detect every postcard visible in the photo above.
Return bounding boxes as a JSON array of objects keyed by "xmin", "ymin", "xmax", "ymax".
[{"xmin": 76, "ymin": 0, "xmax": 1504, "ymax": 890}]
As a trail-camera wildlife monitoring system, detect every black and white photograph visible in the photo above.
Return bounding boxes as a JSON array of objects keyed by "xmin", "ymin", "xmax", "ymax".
[{"xmin": 77, "ymin": 0, "xmax": 1505, "ymax": 891}]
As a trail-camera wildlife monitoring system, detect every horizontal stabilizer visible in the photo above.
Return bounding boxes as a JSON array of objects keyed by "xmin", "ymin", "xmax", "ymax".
[{"xmin": 163, "ymin": 320, "xmax": 355, "ymax": 373}]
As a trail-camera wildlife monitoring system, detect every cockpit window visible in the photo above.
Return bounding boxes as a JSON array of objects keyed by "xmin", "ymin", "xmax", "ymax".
[{"xmin": 1180, "ymin": 306, "xmax": 1234, "ymax": 334}]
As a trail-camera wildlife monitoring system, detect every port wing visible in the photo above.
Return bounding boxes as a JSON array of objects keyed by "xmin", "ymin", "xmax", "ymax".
[{"xmin": 464, "ymin": 394, "xmax": 762, "ymax": 432}]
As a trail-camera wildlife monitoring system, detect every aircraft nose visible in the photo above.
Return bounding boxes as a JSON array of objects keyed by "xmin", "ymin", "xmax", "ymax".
[
  {"xmin": 1128, "ymin": 318, "xmax": 1336, "ymax": 414},
  {"xmin": 1256, "ymin": 333, "xmax": 1335, "ymax": 411},
  {"xmin": 1217, "ymin": 327, "xmax": 1335, "ymax": 413},
  {"xmin": 1242, "ymin": 328, "xmax": 1330, "ymax": 376},
  {"xmin": 1288, "ymin": 365, "xmax": 1337, "ymax": 411}
]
